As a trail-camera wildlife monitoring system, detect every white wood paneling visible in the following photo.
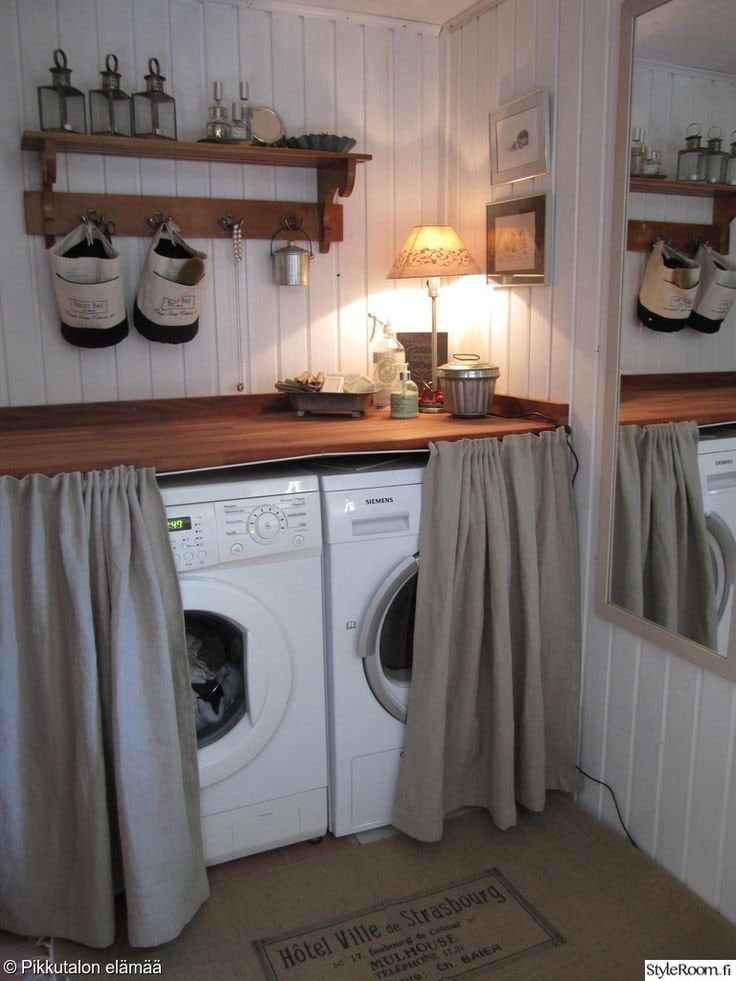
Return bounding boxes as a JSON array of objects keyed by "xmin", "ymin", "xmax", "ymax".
[
  {"xmin": 5, "ymin": 0, "xmax": 736, "ymax": 932},
  {"xmin": 1, "ymin": 0, "xmax": 439, "ymax": 405},
  {"xmin": 444, "ymin": 0, "xmax": 736, "ymax": 929}
]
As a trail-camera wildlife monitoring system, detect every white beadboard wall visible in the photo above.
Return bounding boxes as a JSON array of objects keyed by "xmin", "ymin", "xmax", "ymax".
[
  {"xmin": 444, "ymin": 0, "xmax": 736, "ymax": 926},
  {"xmin": 622, "ymin": 59, "xmax": 736, "ymax": 374},
  {"xmin": 3, "ymin": 0, "xmax": 736, "ymax": 930},
  {"xmin": 0, "ymin": 0, "xmax": 440, "ymax": 406}
]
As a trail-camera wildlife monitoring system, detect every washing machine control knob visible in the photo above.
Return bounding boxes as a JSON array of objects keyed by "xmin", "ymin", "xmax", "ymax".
[{"xmin": 249, "ymin": 504, "xmax": 287, "ymax": 542}]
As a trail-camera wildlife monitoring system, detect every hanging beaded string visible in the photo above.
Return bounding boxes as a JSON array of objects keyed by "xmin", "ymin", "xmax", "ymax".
[{"xmin": 221, "ymin": 213, "xmax": 246, "ymax": 392}]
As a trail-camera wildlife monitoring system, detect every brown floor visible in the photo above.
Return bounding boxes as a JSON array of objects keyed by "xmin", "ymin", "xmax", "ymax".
[{"xmin": 5, "ymin": 802, "xmax": 736, "ymax": 980}]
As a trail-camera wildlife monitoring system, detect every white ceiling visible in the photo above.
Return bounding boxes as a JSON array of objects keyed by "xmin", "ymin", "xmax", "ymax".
[
  {"xmin": 634, "ymin": 0, "xmax": 735, "ymax": 75},
  {"xmin": 269, "ymin": 0, "xmax": 478, "ymax": 27}
]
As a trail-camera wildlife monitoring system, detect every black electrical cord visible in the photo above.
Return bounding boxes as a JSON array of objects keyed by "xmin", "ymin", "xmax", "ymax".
[
  {"xmin": 576, "ymin": 764, "xmax": 640, "ymax": 850},
  {"xmin": 489, "ymin": 411, "xmax": 580, "ymax": 484}
]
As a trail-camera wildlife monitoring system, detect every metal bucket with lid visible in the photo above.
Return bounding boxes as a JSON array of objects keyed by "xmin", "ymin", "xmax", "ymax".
[{"xmin": 437, "ymin": 354, "xmax": 500, "ymax": 417}]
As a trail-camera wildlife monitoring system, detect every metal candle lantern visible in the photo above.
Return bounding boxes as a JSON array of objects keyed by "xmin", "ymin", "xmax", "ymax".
[
  {"xmin": 38, "ymin": 49, "xmax": 86, "ymax": 134},
  {"xmin": 726, "ymin": 132, "xmax": 736, "ymax": 186},
  {"xmin": 133, "ymin": 58, "xmax": 176, "ymax": 140},
  {"xmin": 705, "ymin": 126, "xmax": 728, "ymax": 184},
  {"xmin": 676, "ymin": 123, "xmax": 706, "ymax": 182},
  {"xmin": 89, "ymin": 54, "xmax": 132, "ymax": 137}
]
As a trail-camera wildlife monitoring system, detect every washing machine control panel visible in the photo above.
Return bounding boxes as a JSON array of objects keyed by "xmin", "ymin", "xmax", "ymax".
[{"xmin": 164, "ymin": 492, "xmax": 320, "ymax": 570}]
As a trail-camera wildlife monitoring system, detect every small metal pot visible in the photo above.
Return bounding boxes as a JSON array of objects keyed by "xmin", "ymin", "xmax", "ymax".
[
  {"xmin": 437, "ymin": 354, "xmax": 500, "ymax": 417},
  {"xmin": 271, "ymin": 217, "xmax": 314, "ymax": 287}
]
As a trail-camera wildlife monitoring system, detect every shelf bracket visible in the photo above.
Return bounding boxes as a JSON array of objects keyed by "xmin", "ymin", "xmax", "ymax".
[{"xmin": 317, "ymin": 161, "xmax": 356, "ymax": 254}]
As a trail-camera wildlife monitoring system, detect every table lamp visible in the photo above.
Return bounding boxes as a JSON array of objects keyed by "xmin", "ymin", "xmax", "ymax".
[{"xmin": 387, "ymin": 224, "xmax": 480, "ymax": 411}]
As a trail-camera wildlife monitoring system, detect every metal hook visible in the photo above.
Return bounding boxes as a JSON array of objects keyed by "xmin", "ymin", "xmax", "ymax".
[
  {"xmin": 81, "ymin": 209, "xmax": 116, "ymax": 241},
  {"xmin": 146, "ymin": 211, "xmax": 172, "ymax": 229},
  {"xmin": 282, "ymin": 214, "xmax": 304, "ymax": 232},
  {"xmin": 219, "ymin": 212, "xmax": 244, "ymax": 232}
]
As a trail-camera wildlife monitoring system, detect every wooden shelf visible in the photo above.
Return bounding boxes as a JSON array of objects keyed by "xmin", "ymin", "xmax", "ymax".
[
  {"xmin": 20, "ymin": 131, "xmax": 371, "ymax": 253},
  {"xmin": 0, "ymin": 392, "xmax": 569, "ymax": 478},
  {"xmin": 627, "ymin": 176, "xmax": 736, "ymax": 253},
  {"xmin": 630, "ymin": 176, "xmax": 736, "ymax": 198},
  {"xmin": 619, "ymin": 372, "xmax": 736, "ymax": 427}
]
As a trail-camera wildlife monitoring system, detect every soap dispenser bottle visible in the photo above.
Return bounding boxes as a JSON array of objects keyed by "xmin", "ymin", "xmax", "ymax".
[{"xmin": 390, "ymin": 366, "xmax": 419, "ymax": 419}]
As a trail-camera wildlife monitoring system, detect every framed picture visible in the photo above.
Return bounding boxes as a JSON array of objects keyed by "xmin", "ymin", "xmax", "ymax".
[
  {"xmin": 489, "ymin": 88, "xmax": 550, "ymax": 185},
  {"xmin": 486, "ymin": 192, "xmax": 551, "ymax": 287},
  {"xmin": 397, "ymin": 332, "xmax": 448, "ymax": 392}
]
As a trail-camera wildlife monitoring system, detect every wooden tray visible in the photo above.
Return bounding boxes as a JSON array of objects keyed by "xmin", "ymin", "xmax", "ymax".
[{"xmin": 288, "ymin": 391, "xmax": 374, "ymax": 417}]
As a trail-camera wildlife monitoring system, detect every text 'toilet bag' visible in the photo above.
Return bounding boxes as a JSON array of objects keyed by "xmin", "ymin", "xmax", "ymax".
[
  {"xmin": 49, "ymin": 220, "xmax": 128, "ymax": 348},
  {"xmin": 637, "ymin": 240, "xmax": 700, "ymax": 333},
  {"xmin": 134, "ymin": 221, "xmax": 207, "ymax": 344}
]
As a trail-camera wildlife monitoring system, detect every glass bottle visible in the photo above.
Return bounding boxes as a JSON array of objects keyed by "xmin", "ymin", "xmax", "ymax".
[
  {"xmin": 705, "ymin": 126, "xmax": 728, "ymax": 184},
  {"xmin": 205, "ymin": 82, "xmax": 231, "ymax": 141},
  {"xmin": 676, "ymin": 123, "xmax": 706, "ymax": 182},
  {"xmin": 371, "ymin": 320, "xmax": 405, "ymax": 409},
  {"xmin": 132, "ymin": 58, "xmax": 177, "ymax": 140},
  {"xmin": 89, "ymin": 54, "xmax": 132, "ymax": 137},
  {"xmin": 726, "ymin": 132, "xmax": 736, "ymax": 186},
  {"xmin": 390, "ymin": 367, "xmax": 419, "ymax": 419},
  {"xmin": 630, "ymin": 127, "xmax": 645, "ymax": 177},
  {"xmin": 230, "ymin": 102, "xmax": 248, "ymax": 142},
  {"xmin": 38, "ymin": 49, "xmax": 86, "ymax": 134}
]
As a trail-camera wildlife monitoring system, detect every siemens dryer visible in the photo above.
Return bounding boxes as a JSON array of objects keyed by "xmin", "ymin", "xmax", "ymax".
[
  {"xmin": 158, "ymin": 466, "xmax": 328, "ymax": 866},
  {"xmin": 698, "ymin": 426, "xmax": 736, "ymax": 656},
  {"xmin": 316, "ymin": 454, "xmax": 427, "ymax": 837}
]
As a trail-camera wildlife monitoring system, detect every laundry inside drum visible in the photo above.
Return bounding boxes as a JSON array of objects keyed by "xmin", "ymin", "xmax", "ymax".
[{"xmin": 186, "ymin": 611, "xmax": 247, "ymax": 748}]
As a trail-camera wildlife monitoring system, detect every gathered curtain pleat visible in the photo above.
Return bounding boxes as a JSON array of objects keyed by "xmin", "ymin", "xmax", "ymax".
[
  {"xmin": 610, "ymin": 421, "xmax": 717, "ymax": 650},
  {"xmin": 392, "ymin": 430, "xmax": 582, "ymax": 842},
  {"xmin": 0, "ymin": 466, "xmax": 208, "ymax": 949}
]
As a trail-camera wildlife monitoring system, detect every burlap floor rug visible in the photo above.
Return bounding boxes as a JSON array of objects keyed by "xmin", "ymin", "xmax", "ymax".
[{"xmin": 56, "ymin": 793, "xmax": 736, "ymax": 979}]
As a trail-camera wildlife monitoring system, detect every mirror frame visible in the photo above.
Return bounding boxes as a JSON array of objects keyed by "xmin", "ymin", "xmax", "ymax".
[{"xmin": 596, "ymin": 0, "xmax": 736, "ymax": 681}]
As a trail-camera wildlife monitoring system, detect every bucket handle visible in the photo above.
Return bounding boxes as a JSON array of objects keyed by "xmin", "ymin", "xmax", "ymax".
[
  {"xmin": 270, "ymin": 214, "xmax": 314, "ymax": 258},
  {"xmin": 451, "ymin": 353, "xmax": 480, "ymax": 363}
]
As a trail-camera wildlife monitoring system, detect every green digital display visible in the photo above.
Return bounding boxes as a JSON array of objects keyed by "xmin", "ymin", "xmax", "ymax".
[{"xmin": 167, "ymin": 516, "xmax": 192, "ymax": 533}]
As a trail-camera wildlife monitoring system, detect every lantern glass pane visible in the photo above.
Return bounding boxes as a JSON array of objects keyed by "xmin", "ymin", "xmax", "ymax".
[
  {"xmin": 38, "ymin": 85, "xmax": 86, "ymax": 133},
  {"xmin": 133, "ymin": 92, "xmax": 176, "ymax": 140},
  {"xmin": 90, "ymin": 90, "xmax": 132, "ymax": 136}
]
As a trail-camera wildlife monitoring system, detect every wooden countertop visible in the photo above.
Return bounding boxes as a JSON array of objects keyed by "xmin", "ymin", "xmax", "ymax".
[
  {"xmin": 619, "ymin": 373, "xmax": 736, "ymax": 427},
  {"xmin": 0, "ymin": 392, "xmax": 568, "ymax": 479}
]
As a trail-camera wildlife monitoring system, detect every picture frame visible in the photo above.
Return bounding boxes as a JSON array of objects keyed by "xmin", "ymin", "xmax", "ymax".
[
  {"xmin": 489, "ymin": 88, "xmax": 550, "ymax": 185},
  {"xmin": 397, "ymin": 332, "xmax": 448, "ymax": 392},
  {"xmin": 486, "ymin": 192, "xmax": 551, "ymax": 287}
]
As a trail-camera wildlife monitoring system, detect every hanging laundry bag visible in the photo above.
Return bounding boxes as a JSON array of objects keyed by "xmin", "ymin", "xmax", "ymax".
[
  {"xmin": 49, "ymin": 220, "xmax": 128, "ymax": 348},
  {"xmin": 688, "ymin": 244, "xmax": 736, "ymax": 334},
  {"xmin": 134, "ymin": 221, "xmax": 207, "ymax": 344},
  {"xmin": 637, "ymin": 240, "xmax": 700, "ymax": 332}
]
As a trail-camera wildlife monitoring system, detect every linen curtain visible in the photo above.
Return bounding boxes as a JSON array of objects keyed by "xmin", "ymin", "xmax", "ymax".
[
  {"xmin": 0, "ymin": 466, "xmax": 208, "ymax": 948},
  {"xmin": 610, "ymin": 421, "xmax": 717, "ymax": 650},
  {"xmin": 393, "ymin": 430, "xmax": 581, "ymax": 842}
]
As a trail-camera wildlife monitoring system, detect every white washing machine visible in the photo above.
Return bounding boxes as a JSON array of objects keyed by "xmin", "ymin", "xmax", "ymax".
[
  {"xmin": 158, "ymin": 466, "xmax": 328, "ymax": 866},
  {"xmin": 698, "ymin": 426, "xmax": 736, "ymax": 657},
  {"xmin": 316, "ymin": 454, "xmax": 427, "ymax": 837}
]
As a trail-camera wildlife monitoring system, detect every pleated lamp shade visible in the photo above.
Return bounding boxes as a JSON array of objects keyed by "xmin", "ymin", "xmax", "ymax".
[{"xmin": 387, "ymin": 224, "xmax": 480, "ymax": 280}]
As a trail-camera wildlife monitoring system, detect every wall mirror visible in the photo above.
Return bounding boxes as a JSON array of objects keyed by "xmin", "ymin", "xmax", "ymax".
[{"xmin": 598, "ymin": 0, "xmax": 736, "ymax": 680}]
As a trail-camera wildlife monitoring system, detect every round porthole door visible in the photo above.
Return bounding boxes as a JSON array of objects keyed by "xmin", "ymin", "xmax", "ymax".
[
  {"xmin": 358, "ymin": 555, "xmax": 418, "ymax": 723},
  {"xmin": 705, "ymin": 511, "xmax": 736, "ymax": 628},
  {"xmin": 179, "ymin": 575, "xmax": 292, "ymax": 789}
]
